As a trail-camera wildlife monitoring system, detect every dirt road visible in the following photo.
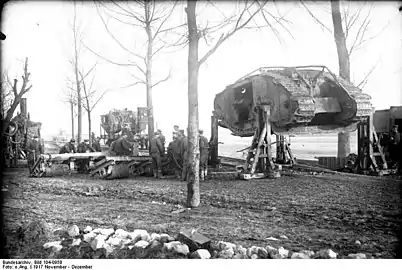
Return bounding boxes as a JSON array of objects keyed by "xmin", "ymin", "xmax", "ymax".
[{"xmin": 2, "ymin": 168, "xmax": 401, "ymax": 258}]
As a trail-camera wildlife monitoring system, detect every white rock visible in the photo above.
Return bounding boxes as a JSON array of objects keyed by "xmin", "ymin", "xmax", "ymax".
[
  {"xmin": 173, "ymin": 243, "xmax": 190, "ymax": 255},
  {"xmin": 355, "ymin": 240, "xmax": 362, "ymax": 246},
  {"xmin": 278, "ymin": 247, "xmax": 289, "ymax": 259},
  {"xmin": 103, "ymin": 243, "xmax": 114, "ymax": 257},
  {"xmin": 134, "ymin": 240, "xmax": 149, "ymax": 249},
  {"xmin": 291, "ymin": 252, "xmax": 310, "ymax": 259},
  {"xmin": 218, "ymin": 241, "xmax": 236, "ymax": 251},
  {"xmin": 71, "ymin": 238, "xmax": 81, "ymax": 247},
  {"xmin": 192, "ymin": 249, "xmax": 211, "ymax": 259},
  {"xmin": 92, "ymin": 228, "xmax": 115, "ymax": 237},
  {"xmin": 265, "ymin": 245, "xmax": 277, "ymax": 252},
  {"xmin": 121, "ymin": 239, "xmax": 133, "ymax": 246},
  {"xmin": 316, "ymin": 249, "xmax": 337, "ymax": 259},
  {"xmin": 160, "ymin": 233, "xmax": 171, "ymax": 244},
  {"xmin": 52, "ymin": 244, "xmax": 63, "ymax": 252},
  {"xmin": 129, "ymin": 229, "xmax": 150, "ymax": 242},
  {"xmin": 300, "ymin": 250, "xmax": 315, "ymax": 257},
  {"xmin": 83, "ymin": 232, "xmax": 97, "ymax": 243},
  {"xmin": 91, "ymin": 235, "xmax": 107, "ymax": 250},
  {"xmin": 163, "ymin": 241, "xmax": 182, "ymax": 252},
  {"xmin": 219, "ymin": 248, "xmax": 234, "ymax": 259},
  {"xmin": 250, "ymin": 254, "xmax": 259, "ymax": 259},
  {"xmin": 280, "ymin": 235, "xmax": 289, "ymax": 240},
  {"xmin": 43, "ymin": 241, "xmax": 62, "ymax": 249},
  {"xmin": 114, "ymin": 229, "xmax": 130, "ymax": 239},
  {"xmin": 150, "ymin": 233, "xmax": 161, "ymax": 241},
  {"xmin": 83, "ymin": 226, "xmax": 93, "ymax": 233},
  {"xmin": 236, "ymin": 246, "xmax": 247, "ymax": 256},
  {"xmin": 67, "ymin": 225, "xmax": 80, "ymax": 237},
  {"xmin": 247, "ymin": 246, "xmax": 259, "ymax": 257},
  {"xmin": 348, "ymin": 253, "xmax": 366, "ymax": 259},
  {"xmin": 106, "ymin": 237, "xmax": 123, "ymax": 247},
  {"xmin": 128, "ymin": 245, "xmax": 134, "ymax": 250}
]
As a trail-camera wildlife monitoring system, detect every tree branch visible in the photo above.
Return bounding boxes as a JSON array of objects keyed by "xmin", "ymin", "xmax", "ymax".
[
  {"xmin": 198, "ymin": 1, "xmax": 266, "ymax": 66},
  {"xmin": 151, "ymin": 69, "xmax": 172, "ymax": 88},
  {"xmin": 300, "ymin": 1, "xmax": 332, "ymax": 33},
  {"xmin": 82, "ymin": 41, "xmax": 140, "ymax": 67},
  {"xmin": 90, "ymin": 90, "xmax": 109, "ymax": 112},
  {"xmin": 110, "ymin": 0, "xmax": 146, "ymax": 23},
  {"xmin": 356, "ymin": 55, "xmax": 382, "ymax": 89},
  {"xmin": 96, "ymin": 4, "xmax": 147, "ymax": 61}
]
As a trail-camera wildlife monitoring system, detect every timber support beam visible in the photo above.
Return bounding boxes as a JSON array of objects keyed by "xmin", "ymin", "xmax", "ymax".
[{"xmin": 240, "ymin": 105, "xmax": 280, "ymax": 180}]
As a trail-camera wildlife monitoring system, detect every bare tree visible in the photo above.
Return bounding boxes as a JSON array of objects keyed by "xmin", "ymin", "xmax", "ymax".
[
  {"xmin": 62, "ymin": 80, "xmax": 78, "ymax": 140},
  {"xmin": 1, "ymin": 70, "xmax": 14, "ymax": 121},
  {"xmin": 85, "ymin": 1, "xmax": 178, "ymax": 139},
  {"xmin": 78, "ymin": 65, "xmax": 109, "ymax": 145},
  {"xmin": 184, "ymin": 0, "xmax": 293, "ymax": 207},
  {"xmin": 70, "ymin": 1, "xmax": 83, "ymax": 143},
  {"xmin": 301, "ymin": 1, "xmax": 389, "ymax": 86},
  {"xmin": 1, "ymin": 58, "xmax": 32, "ymax": 138},
  {"xmin": 301, "ymin": 0, "xmax": 389, "ymax": 157}
]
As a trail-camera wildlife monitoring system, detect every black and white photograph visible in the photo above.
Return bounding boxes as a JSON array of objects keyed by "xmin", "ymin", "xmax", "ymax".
[{"xmin": 1, "ymin": 0, "xmax": 402, "ymax": 264}]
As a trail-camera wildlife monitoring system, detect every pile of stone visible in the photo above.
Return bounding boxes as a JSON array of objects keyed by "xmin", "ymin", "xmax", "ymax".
[{"xmin": 42, "ymin": 225, "xmax": 369, "ymax": 259}]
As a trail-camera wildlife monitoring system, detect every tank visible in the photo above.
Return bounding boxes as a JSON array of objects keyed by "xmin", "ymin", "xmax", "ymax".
[
  {"xmin": 100, "ymin": 107, "xmax": 148, "ymax": 144},
  {"xmin": 213, "ymin": 66, "xmax": 372, "ymax": 137}
]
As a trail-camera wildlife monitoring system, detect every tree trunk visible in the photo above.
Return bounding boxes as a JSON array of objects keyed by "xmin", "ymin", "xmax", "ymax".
[
  {"xmin": 145, "ymin": 3, "xmax": 155, "ymax": 141},
  {"xmin": 331, "ymin": 0, "xmax": 350, "ymax": 82},
  {"xmin": 75, "ymin": 65, "xmax": 82, "ymax": 143},
  {"xmin": 186, "ymin": 0, "xmax": 200, "ymax": 208},
  {"xmin": 88, "ymin": 111, "xmax": 92, "ymax": 146},
  {"xmin": 73, "ymin": 2, "xmax": 82, "ymax": 143},
  {"xmin": 331, "ymin": 0, "xmax": 351, "ymax": 157},
  {"xmin": 71, "ymin": 101, "xmax": 75, "ymax": 140}
]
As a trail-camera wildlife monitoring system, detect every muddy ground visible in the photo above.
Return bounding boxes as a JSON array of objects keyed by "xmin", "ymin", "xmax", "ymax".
[{"xmin": 2, "ymin": 167, "xmax": 402, "ymax": 258}]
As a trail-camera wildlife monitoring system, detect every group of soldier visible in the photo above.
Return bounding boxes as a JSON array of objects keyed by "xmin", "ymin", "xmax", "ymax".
[
  {"xmin": 59, "ymin": 137, "xmax": 102, "ymax": 154},
  {"xmin": 149, "ymin": 125, "xmax": 210, "ymax": 181},
  {"xmin": 50, "ymin": 124, "xmax": 211, "ymax": 179}
]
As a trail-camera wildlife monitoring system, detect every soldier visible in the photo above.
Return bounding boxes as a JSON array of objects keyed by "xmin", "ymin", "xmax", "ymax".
[
  {"xmin": 158, "ymin": 129, "xmax": 166, "ymax": 148},
  {"xmin": 92, "ymin": 137, "xmax": 102, "ymax": 152},
  {"xmin": 26, "ymin": 134, "xmax": 43, "ymax": 173},
  {"xmin": 199, "ymin": 129, "xmax": 209, "ymax": 181},
  {"xmin": 76, "ymin": 139, "xmax": 95, "ymax": 172},
  {"xmin": 110, "ymin": 135, "xmax": 134, "ymax": 156},
  {"xmin": 149, "ymin": 131, "xmax": 166, "ymax": 179},
  {"xmin": 167, "ymin": 132, "xmax": 182, "ymax": 179},
  {"xmin": 59, "ymin": 139, "xmax": 76, "ymax": 154},
  {"xmin": 77, "ymin": 139, "xmax": 95, "ymax": 153},
  {"xmin": 389, "ymin": 125, "xmax": 401, "ymax": 168}
]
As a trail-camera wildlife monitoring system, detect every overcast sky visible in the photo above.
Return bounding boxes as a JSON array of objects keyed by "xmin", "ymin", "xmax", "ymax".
[{"xmin": 2, "ymin": 1, "xmax": 401, "ymax": 141}]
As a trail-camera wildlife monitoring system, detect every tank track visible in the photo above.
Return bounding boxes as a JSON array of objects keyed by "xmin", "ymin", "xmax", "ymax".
[{"xmin": 214, "ymin": 66, "xmax": 372, "ymax": 137}]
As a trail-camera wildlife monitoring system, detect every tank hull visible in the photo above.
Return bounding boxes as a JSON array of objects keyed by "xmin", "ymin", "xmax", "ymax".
[{"xmin": 214, "ymin": 66, "xmax": 372, "ymax": 136}]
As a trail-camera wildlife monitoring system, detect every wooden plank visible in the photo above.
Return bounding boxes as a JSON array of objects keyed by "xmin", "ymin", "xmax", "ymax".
[
  {"xmin": 250, "ymin": 126, "xmax": 267, "ymax": 174},
  {"xmin": 264, "ymin": 105, "xmax": 275, "ymax": 172},
  {"xmin": 105, "ymin": 156, "xmax": 150, "ymax": 161}
]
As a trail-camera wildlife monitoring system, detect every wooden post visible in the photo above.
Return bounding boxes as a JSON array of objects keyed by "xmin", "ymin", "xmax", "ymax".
[
  {"xmin": 209, "ymin": 114, "xmax": 219, "ymax": 168},
  {"xmin": 276, "ymin": 135, "xmax": 286, "ymax": 163},
  {"xmin": 250, "ymin": 126, "xmax": 267, "ymax": 174},
  {"xmin": 263, "ymin": 105, "xmax": 275, "ymax": 173}
]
